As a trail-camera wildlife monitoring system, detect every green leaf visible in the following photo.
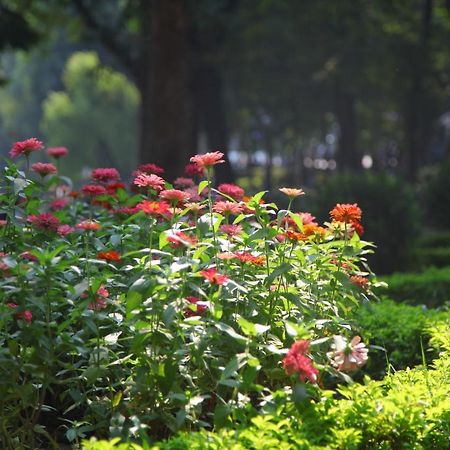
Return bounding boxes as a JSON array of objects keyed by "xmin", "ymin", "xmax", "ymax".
[
  {"xmin": 266, "ymin": 263, "xmax": 292, "ymax": 285},
  {"xmin": 126, "ymin": 291, "xmax": 142, "ymax": 318},
  {"xmin": 198, "ymin": 179, "xmax": 209, "ymax": 195},
  {"xmin": 215, "ymin": 322, "xmax": 247, "ymax": 344}
]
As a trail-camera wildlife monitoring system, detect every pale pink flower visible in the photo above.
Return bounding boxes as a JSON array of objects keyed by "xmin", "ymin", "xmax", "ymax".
[
  {"xmin": 159, "ymin": 189, "xmax": 190, "ymax": 205},
  {"xmin": 328, "ymin": 335, "xmax": 368, "ymax": 372},
  {"xmin": 213, "ymin": 201, "xmax": 243, "ymax": 215},
  {"xmin": 133, "ymin": 172, "xmax": 165, "ymax": 191},
  {"xmin": 218, "ymin": 183, "xmax": 245, "ymax": 201},
  {"xmin": 190, "ymin": 151, "xmax": 225, "ymax": 168},
  {"xmin": 31, "ymin": 162, "xmax": 57, "ymax": 176}
]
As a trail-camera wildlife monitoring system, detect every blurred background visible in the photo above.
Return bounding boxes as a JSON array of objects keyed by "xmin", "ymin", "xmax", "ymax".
[{"xmin": 1, "ymin": 0, "xmax": 450, "ymax": 274}]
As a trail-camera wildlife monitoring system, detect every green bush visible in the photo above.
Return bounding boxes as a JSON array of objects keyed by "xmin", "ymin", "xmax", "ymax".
[
  {"xmin": 84, "ymin": 322, "xmax": 450, "ymax": 449},
  {"xmin": 417, "ymin": 230, "xmax": 450, "ymax": 249},
  {"xmin": 309, "ymin": 171, "xmax": 419, "ymax": 274},
  {"xmin": 379, "ymin": 266, "xmax": 450, "ymax": 307},
  {"xmin": 354, "ymin": 298, "xmax": 446, "ymax": 378},
  {"xmin": 413, "ymin": 247, "xmax": 450, "ymax": 268}
]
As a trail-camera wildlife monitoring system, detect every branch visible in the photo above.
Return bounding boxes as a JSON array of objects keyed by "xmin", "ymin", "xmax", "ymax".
[{"xmin": 72, "ymin": 0, "xmax": 137, "ymax": 79}]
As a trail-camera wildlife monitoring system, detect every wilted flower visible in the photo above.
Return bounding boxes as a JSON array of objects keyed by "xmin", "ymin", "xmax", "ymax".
[
  {"xmin": 47, "ymin": 146, "xmax": 69, "ymax": 158},
  {"xmin": 10, "ymin": 138, "xmax": 43, "ymax": 158},
  {"xmin": 82, "ymin": 285, "xmax": 109, "ymax": 311},
  {"xmin": 190, "ymin": 151, "xmax": 225, "ymax": 168},
  {"xmin": 282, "ymin": 340, "xmax": 318, "ymax": 384},
  {"xmin": 31, "ymin": 162, "xmax": 57, "ymax": 176},
  {"xmin": 327, "ymin": 335, "xmax": 368, "ymax": 372}
]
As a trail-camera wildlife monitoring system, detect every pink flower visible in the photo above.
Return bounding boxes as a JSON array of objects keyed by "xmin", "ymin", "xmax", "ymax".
[
  {"xmin": 82, "ymin": 285, "xmax": 109, "ymax": 311},
  {"xmin": 327, "ymin": 335, "xmax": 368, "ymax": 372},
  {"xmin": 20, "ymin": 251, "xmax": 38, "ymax": 262},
  {"xmin": 185, "ymin": 163, "xmax": 205, "ymax": 177},
  {"xmin": 167, "ymin": 231, "xmax": 198, "ymax": 248},
  {"xmin": 213, "ymin": 201, "xmax": 243, "ymax": 215},
  {"xmin": 190, "ymin": 151, "xmax": 225, "ymax": 169},
  {"xmin": 219, "ymin": 224, "xmax": 243, "ymax": 237},
  {"xmin": 200, "ymin": 267, "xmax": 229, "ymax": 285},
  {"xmin": 138, "ymin": 163, "xmax": 165, "ymax": 175},
  {"xmin": 137, "ymin": 200, "xmax": 171, "ymax": 216},
  {"xmin": 159, "ymin": 189, "xmax": 190, "ymax": 205},
  {"xmin": 18, "ymin": 310, "xmax": 33, "ymax": 324},
  {"xmin": 174, "ymin": 177, "xmax": 195, "ymax": 188},
  {"xmin": 50, "ymin": 198, "xmax": 69, "ymax": 210},
  {"xmin": 218, "ymin": 183, "xmax": 245, "ymax": 201},
  {"xmin": 28, "ymin": 213, "xmax": 60, "ymax": 232},
  {"xmin": 91, "ymin": 168, "xmax": 120, "ymax": 183},
  {"xmin": 31, "ymin": 162, "xmax": 57, "ymax": 176},
  {"xmin": 81, "ymin": 184, "xmax": 107, "ymax": 197},
  {"xmin": 9, "ymin": 138, "xmax": 44, "ymax": 158},
  {"xmin": 47, "ymin": 146, "xmax": 69, "ymax": 158},
  {"xmin": 76, "ymin": 220, "xmax": 101, "ymax": 231},
  {"xmin": 133, "ymin": 172, "xmax": 165, "ymax": 191},
  {"xmin": 57, "ymin": 224, "xmax": 75, "ymax": 236},
  {"xmin": 282, "ymin": 340, "xmax": 319, "ymax": 384},
  {"xmin": 299, "ymin": 212, "xmax": 317, "ymax": 225},
  {"xmin": 184, "ymin": 296, "xmax": 208, "ymax": 317}
]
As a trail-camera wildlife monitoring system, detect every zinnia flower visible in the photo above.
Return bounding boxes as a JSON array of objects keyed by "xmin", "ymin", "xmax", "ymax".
[
  {"xmin": 190, "ymin": 151, "xmax": 225, "ymax": 168},
  {"xmin": 76, "ymin": 220, "xmax": 101, "ymax": 231},
  {"xmin": 279, "ymin": 187, "xmax": 305, "ymax": 198},
  {"xmin": 50, "ymin": 198, "xmax": 68, "ymax": 210},
  {"xmin": 57, "ymin": 224, "xmax": 75, "ymax": 236},
  {"xmin": 330, "ymin": 203, "xmax": 362, "ymax": 223},
  {"xmin": 282, "ymin": 340, "xmax": 318, "ymax": 384},
  {"xmin": 47, "ymin": 146, "xmax": 69, "ymax": 158},
  {"xmin": 218, "ymin": 183, "xmax": 245, "ymax": 201},
  {"xmin": 82, "ymin": 285, "xmax": 109, "ymax": 311},
  {"xmin": 167, "ymin": 230, "xmax": 198, "ymax": 248},
  {"xmin": 9, "ymin": 138, "xmax": 44, "ymax": 158},
  {"xmin": 138, "ymin": 162, "xmax": 165, "ymax": 175},
  {"xmin": 28, "ymin": 213, "xmax": 60, "ymax": 232},
  {"xmin": 185, "ymin": 162, "xmax": 205, "ymax": 176},
  {"xmin": 327, "ymin": 335, "xmax": 368, "ymax": 372},
  {"xmin": 91, "ymin": 168, "xmax": 120, "ymax": 183},
  {"xmin": 350, "ymin": 275, "xmax": 369, "ymax": 291},
  {"xmin": 159, "ymin": 189, "xmax": 190, "ymax": 205},
  {"xmin": 133, "ymin": 172, "xmax": 165, "ymax": 191},
  {"xmin": 219, "ymin": 224, "xmax": 243, "ymax": 237},
  {"xmin": 200, "ymin": 267, "xmax": 229, "ymax": 285},
  {"xmin": 81, "ymin": 184, "xmax": 107, "ymax": 197},
  {"xmin": 97, "ymin": 250, "xmax": 121, "ymax": 261},
  {"xmin": 137, "ymin": 200, "xmax": 170, "ymax": 216},
  {"xmin": 234, "ymin": 251, "xmax": 265, "ymax": 266},
  {"xmin": 174, "ymin": 177, "xmax": 195, "ymax": 188},
  {"xmin": 31, "ymin": 162, "xmax": 57, "ymax": 176},
  {"xmin": 213, "ymin": 201, "xmax": 243, "ymax": 215}
]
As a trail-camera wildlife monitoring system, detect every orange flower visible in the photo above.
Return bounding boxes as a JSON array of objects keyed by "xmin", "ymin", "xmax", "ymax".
[
  {"xmin": 200, "ymin": 267, "xmax": 229, "ymax": 285},
  {"xmin": 137, "ymin": 200, "xmax": 170, "ymax": 216},
  {"xmin": 76, "ymin": 220, "xmax": 102, "ymax": 231},
  {"xmin": 97, "ymin": 250, "xmax": 121, "ymax": 261},
  {"xmin": 279, "ymin": 187, "xmax": 305, "ymax": 198},
  {"xmin": 190, "ymin": 151, "xmax": 225, "ymax": 168},
  {"xmin": 330, "ymin": 203, "xmax": 362, "ymax": 223},
  {"xmin": 350, "ymin": 275, "xmax": 369, "ymax": 291}
]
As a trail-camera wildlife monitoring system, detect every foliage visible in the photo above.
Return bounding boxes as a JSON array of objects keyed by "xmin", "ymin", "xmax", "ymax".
[
  {"xmin": 354, "ymin": 298, "xmax": 447, "ymax": 378},
  {"xmin": 0, "ymin": 149, "xmax": 376, "ymax": 448},
  {"xmin": 309, "ymin": 171, "xmax": 419, "ymax": 274},
  {"xmin": 40, "ymin": 51, "xmax": 140, "ymax": 177},
  {"xmin": 379, "ymin": 266, "xmax": 450, "ymax": 308},
  {"xmin": 84, "ymin": 324, "xmax": 450, "ymax": 449}
]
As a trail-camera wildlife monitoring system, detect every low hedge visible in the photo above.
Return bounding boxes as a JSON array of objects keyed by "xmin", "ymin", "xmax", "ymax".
[
  {"xmin": 83, "ymin": 321, "xmax": 450, "ymax": 450},
  {"xmin": 378, "ymin": 266, "xmax": 450, "ymax": 307},
  {"xmin": 354, "ymin": 298, "xmax": 447, "ymax": 378}
]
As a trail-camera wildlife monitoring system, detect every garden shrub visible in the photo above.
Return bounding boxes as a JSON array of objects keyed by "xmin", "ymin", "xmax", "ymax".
[
  {"xmin": 354, "ymin": 298, "xmax": 447, "ymax": 378},
  {"xmin": 84, "ymin": 322, "xmax": 450, "ymax": 449},
  {"xmin": 0, "ymin": 144, "xmax": 378, "ymax": 448},
  {"xmin": 379, "ymin": 266, "xmax": 450, "ymax": 307},
  {"xmin": 413, "ymin": 247, "xmax": 450, "ymax": 268},
  {"xmin": 309, "ymin": 171, "xmax": 419, "ymax": 274}
]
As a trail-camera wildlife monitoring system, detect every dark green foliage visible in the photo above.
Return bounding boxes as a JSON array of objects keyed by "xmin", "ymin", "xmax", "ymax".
[
  {"xmin": 379, "ymin": 266, "xmax": 450, "ymax": 307},
  {"xmin": 413, "ymin": 247, "xmax": 450, "ymax": 269},
  {"xmin": 354, "ymin": 298, "xmax": 447, "ymax": 378},
  {"xmin": 310, "ymin": 171, "xmax": 419, "ymax": 274}
]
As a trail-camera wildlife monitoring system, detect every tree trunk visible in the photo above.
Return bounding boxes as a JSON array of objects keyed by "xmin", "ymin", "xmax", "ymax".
[
  {"xmin": 139, "ymin": 0, "xmax": 194, "ymax": 182},
  {"xmin": 335, "ymin": 89, "xmax": 359, "ymax": 171}
]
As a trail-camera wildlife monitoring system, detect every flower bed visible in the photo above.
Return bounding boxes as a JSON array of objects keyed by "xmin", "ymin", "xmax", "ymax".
[{"xmin": 0, "ymin": 141, "xmax": 381, "ymax": 448}]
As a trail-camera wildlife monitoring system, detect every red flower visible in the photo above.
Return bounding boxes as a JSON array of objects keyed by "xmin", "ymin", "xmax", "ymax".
[
  {"xmin": 105, "ymin": 182, "xmax": 126, "ymax": 194},
  {"xmin": 47, "ymin": 146, "xmax": 69, "ymax": 158},
  {"xmin": 167, "ymin": 231, "xmax": 198, "ymax": 248},
  {"xmin": 57, "ymin": 224, "xmax": 75, "ymax": 236},
  {"xmin": 81, "ymin": 184, "xmax": 107, "ymax": 197},
  {"xmin": 159, "ymin": 189, "xmax": 191, "ymax": 205},
  {"xmin": 50, "ymin": 198, "xmax": 68, "ymax": 210},
  {"xmin": 97, "ymin": 250, "xmax": 121, "ymax": 261},
  {"xmin": 133, "ymin": 172, "xmax": 165, "ymax": 191},
  {"xmin": 113, "ymin": 206, "xmax": 140, "ymax": 216},
  {"xmin": 138, "ymin": 163, "xmax": 165, "ymax": 175},
  {"xmin": 82, "ymin": 285, "xmax": 109, "ymax": 311},
  {"xmin": 184, "ymin": 296, "xmax": 208, "ymax": 317},
  {"xmin": 190, "ymin": 151, "xmax": 225, "ymax": 169},
  {"xmin": 350, "ymin": 275, "xmax": 369, "ymax": 291},
  {"xmin": 28, "ymin": 213, "xmax": 60, "ymax": 232},
  {"xmin": 350, "ymin": 219, "xmax": 364, "ymax": 237},
  {"xmin": 282, "ymin": 340, "xmax": 318, "ymax": 384},
  {"xmin": 234, "ymin": 251, "xmax": 265, "ymax": 266},
  {"xmin": 137, "ymin": 200, "xmax": 170, "ymax": 216},
  {"xmin": 31, "ymin": 162, "xmax": 57, "ymax": 176},
  {"xmin": 218, "ymin": 183, "xmax": 245, "ymax": 201},
  {"xmin": 91, "ymin": 168, "xmax": 120, "ymax": 183},
  {"xmin": 185, "ymin": 163, "xmax": 205, "ymax": 176},
  {"xmin": 174, "ymin": 177, "xmax": 195, "ymax": 188},
  {"xmin": 18, "ymin": 310, "xmax": 33, "ymax": 324},
  {"xmin": 330, "ymin": 203, "xmax": 362, "ymax": 223},
  {"xmin": 9, "ymin": 138, "xmax": 43, "ymax": 158},
  {"xmin": 200, "ymin": 267, "xmax": 229, "ymax": 285}
]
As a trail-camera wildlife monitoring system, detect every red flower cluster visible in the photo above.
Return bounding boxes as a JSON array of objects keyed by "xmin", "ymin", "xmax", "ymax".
[
  {"xmin": 81, "ymin": 286, "xmax": 109, "ymax": 311},
  {"xmin": 282, "ymin": 340, "xmax": 319, "ymax": 384},
  {"xmin": 234, "ymin": 251, "xmax": 265, "ymax": 266},
  {"xmin": 9, "ymin": 138, "xmax": 43, "ymax": 158},
  {"xmin": 200, "ymin": 267, "xmax": 229, "ymax": 285},
  {"xmin": 7, "ymin": 303, "xmax": 33, "ymax": 324}
]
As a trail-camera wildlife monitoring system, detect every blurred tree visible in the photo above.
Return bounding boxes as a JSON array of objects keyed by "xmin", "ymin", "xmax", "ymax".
[{"xmin": 40, "ymin": 51, "xmax": 139, "ymax": 177}]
